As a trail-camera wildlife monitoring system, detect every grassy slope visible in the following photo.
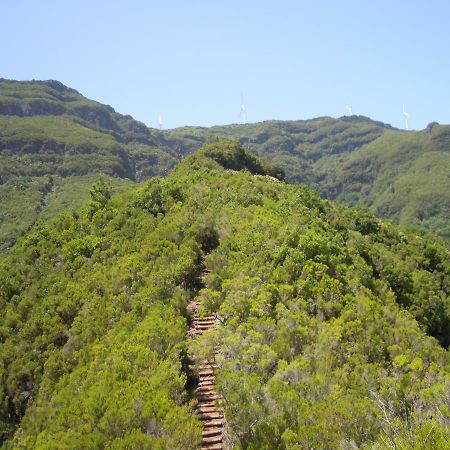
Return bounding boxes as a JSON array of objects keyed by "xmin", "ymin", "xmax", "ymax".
[{"xmin": 0, "ymin": 115, "xmax": 118, "ymax": 148}]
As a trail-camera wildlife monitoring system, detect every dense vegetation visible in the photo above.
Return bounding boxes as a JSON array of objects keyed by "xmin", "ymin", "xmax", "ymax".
[
  {"xmin": 1, "ymin": 79, "xmax": 449, "ymax": 249},
  {"xmin": 0, "ymin": 141, "xmax": 449, "ymax": 449},
  {"xmin": 314, "ymin": 124, "xmax": 450, "ymax": 239},
  {"xmin": 166, "ymin": 119, "xmax": 450, "ymax": 240}
]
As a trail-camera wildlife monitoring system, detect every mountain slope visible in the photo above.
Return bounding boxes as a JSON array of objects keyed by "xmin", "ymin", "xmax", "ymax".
[
  {"xmin": 166, "ymin": 119, "xmax": 450, "ymax": 239},
  {"xmin": 0, "ymin": 142, "xmax": 449, "ymax": 448},
  {"xmin": 0, "ymin": 79, "xmax": 176, "ymax": 250},
  {"xmin": 1, "ymin": 79, "xmax": 449, "ymax": 250},
  {"xmin": 317, "ymin": 125, "xmax": 450, "ymax": 238}
]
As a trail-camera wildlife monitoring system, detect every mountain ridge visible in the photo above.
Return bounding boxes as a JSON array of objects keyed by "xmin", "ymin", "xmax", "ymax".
[
  {"xmin": 0, "ymin": 141, "xmax": 449, "ymax": 448},
  {"xmin": 0, "ymin": 79, "xmax": 449, "ymax": 251}
]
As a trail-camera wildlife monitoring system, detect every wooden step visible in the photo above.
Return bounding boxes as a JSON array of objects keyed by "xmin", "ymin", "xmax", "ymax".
[
  {"xmin": 196, "ymin": 387, "xmax": 216, "ymax": 395},
  {"xmin": 201, "ymin": 443, "xmax": 223, "ymax": 449},
  {"xmin": 199, "ymin": 376, "xmax": 214, "ymax": 382},
  {"xmin": 199, "ymin": 377, "xmax": 215, "ymax": 383},
  {"xmin": 197, "ymin": 390, "xmax": 216, "ymax": 398},
  {"xmin": 199, "ymin": 363, "xmax": 216, "ymax": 369},
  {"xmin": 198, "ymin": 385, "xmax": 215, "ymax": 391},
  {"xmin": 197, "ymin": 403, "xmax": 221, "ymax": 411},
  {"xmin": 197, "ymin": 401, "xmax": 222, "ymax": 411},
  {"xmin": 198, "ymin": 393, "xmax": 220, "ymax": 402},
  {"xmin": 199, "ymin": 411, "xmax": 223, "ymax": 421},
  {"xmin": 198, "ymin": 403, "xmax": 217, "ymax": 410},
  {"xmin": 199, "ymin": 372, "xmax": 215, "ymax": 378},
  {"xmin": 198, "ymin": 370, "xmax": 214, "ymax": 377},
  {"xmin": 198, "ymin": 373, "xmax": 215, "ymax": 378},
  {"xmin": 202, "ymin": 418, "xmax": 224, "ymax": 428},
  {"xmin": 197, "ymin": 401, "xmax": 217, "ymax": 408},
  {"xmin": 202, "ymin": 434, "xmax": 222, "ymax": 445},
  {"xmin": 202, "ymin": 427, "xmax": 222, "ymax": 437},
  {"xmin": 198, "ymin": 405, "xmax": 217, "ymax": 413},
  {"xmin": 187, "ymin": 292, "xmax": 226, "ymax": 450},
  {"xmin": 198, "ymin": 394, "xmax": 220, "ymax": 401}
]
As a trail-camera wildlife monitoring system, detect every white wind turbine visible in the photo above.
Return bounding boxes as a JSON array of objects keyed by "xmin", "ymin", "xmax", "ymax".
[
  {"xmin": 158, "ymin": 114, "xmax": 163, "ymax": 130},
  {"xmin": 402, "ymin": 105, "xmax": 409, "ymax": 131},
  {"xmin": 346, "ymin": 105, "xmax": 353, "ymax": 116},
  {"xmin": 239, "ymin": 94, "xmax": 247, "ymax": 124}
]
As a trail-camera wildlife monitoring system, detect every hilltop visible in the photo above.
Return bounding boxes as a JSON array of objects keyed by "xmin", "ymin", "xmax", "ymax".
[
  {"xmin": 0, "ymin": 141, "xmax": 449, "ymax": 448},
  {"xmin": 1, "ymin": 79, "xmax": 449, "ymax": 251}
]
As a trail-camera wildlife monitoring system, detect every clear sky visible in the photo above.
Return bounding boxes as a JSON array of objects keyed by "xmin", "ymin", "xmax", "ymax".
[{"xmin": 2, "ymin": 0, "xmax": 450, "ymax": 130}]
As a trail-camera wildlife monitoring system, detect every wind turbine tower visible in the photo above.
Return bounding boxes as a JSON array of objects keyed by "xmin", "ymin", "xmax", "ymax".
[
  {"xmin": 239, "ymin": 94, "xmax": 247, "ymax": 124},
  {"xmin": 158, "ymin": 114, "xmax": 163, "ymax": 131},
  {"xmin": 402, "ymin": 105, "xmax": 409, "ymax": 131},
  {"xmin": 346, "ymin": 105, "xmax": 353, "ymax": 116}
]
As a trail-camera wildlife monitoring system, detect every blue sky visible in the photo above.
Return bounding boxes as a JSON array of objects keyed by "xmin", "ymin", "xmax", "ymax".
[{"xmin": 2, "ymin": 0, "xmax": 450, "ymax": 129}]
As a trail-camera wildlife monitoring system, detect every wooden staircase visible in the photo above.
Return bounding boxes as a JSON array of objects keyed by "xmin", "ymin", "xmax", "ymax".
[{"xmin": 188, "ymin": 298, "xmax": 225, "ymax": 450}]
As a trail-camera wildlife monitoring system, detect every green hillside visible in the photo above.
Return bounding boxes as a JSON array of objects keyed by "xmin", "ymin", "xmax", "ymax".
[
  {"xmin": 0, "ymin": 79, "xmax": 175, "ymax": 250},
  {"xmin": 315, "ymin": 125, "xmax": 450, "ymax": 238},
  {"xmin": 165, "ymin": 119, "xmax": 450, "ymax": 239},
  {"xmin": 1, "ymin": 79, "xmax": 449, "ymax": 251},
  {"xmin": 0, "ymin": 142, "xmax": 449, "ymax": 448},
  {"xmin": 164, "ymin": 115, "xmax": 389, "ymax": 184}
]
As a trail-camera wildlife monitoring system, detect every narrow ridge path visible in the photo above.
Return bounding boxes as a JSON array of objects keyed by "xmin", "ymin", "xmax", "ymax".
[{"xmin": 188, "ymin": 282, "xmax": 225, "ymax": 450}]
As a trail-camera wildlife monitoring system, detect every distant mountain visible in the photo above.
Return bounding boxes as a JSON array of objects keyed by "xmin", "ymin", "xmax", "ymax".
[
  {"xmin": 164, "ymin": 115, "xmax": 390, "ymax": 184},
  {"xmin": 0, "ymin": 79, "xmax": 177, "ymax": 249},
  {"xmin": 165, "ymin": 119, "xmax": 450, "ymax": 239},
  {"xmin": 1, "ymin": 79, "xmax": 449, "ymax": 251},
  {"xmin": 1, "ymin": 141, "xmax": 449, "ymax": 448}
]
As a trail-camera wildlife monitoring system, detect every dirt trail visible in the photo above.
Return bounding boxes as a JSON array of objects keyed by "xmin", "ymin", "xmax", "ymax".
[{"xmin": 188, "ymin": 280, "xmax": 225, "ymax": 450}]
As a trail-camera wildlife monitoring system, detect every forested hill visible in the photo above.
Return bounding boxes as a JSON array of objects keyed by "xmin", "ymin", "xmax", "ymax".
[
  {"xmin": 166, "ymin": 120, "xmax": 450, "ymax": 239},
  {"xmin": 1, "ymin": 79, "xmax": 449, "ymax": 251},
  {"xmin": 1, "ymin": 141, "xmax": 449, "ymax": 448},
  {"xmin": 0, "ymin": 79, "xmax": 176, "ymax": 249}
]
